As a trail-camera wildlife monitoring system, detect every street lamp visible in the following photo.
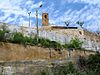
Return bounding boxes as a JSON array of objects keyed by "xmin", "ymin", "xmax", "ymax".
[
  {"xmin": 36, "ymin": 4, "xmax": 42, "ymax": 42},
  {"xmin": 28, "ymin": 12, "xmax": 31, "ymax": 28}
]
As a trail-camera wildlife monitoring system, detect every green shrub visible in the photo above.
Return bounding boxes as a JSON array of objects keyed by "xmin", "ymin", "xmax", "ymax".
[
  {"xmin": 38, "ymin": 38, "xmax": 50, "ymax": 47},
  {"xmin": 50, "ymin": 41, "xmax": 62, "ymax": 49},
  {"xmin": 69, "ymin": 38, "xmax": 83, "ymax": 49},
  {"xmin": 77, "ymin": 56, "xmax": 87, "ymax": 69},
  {"xmin": 0, "ymin": 30, "xmax": 5, "ymax": 41},
  {"xmin": 38, "ymin": 38, "xmax": 63, "ymax": 49},
  {"xmin": 64, "ymin": 37, "xmax": 83, "ymax": 50},
  {"xmin": 0, "ymin": 31, "xmax": 64, "ymax": 50},
  {"xmin": 86, "ymin": 53, "xmax": 100, "ymax": 74},
  {"xmin": 0, "ymin": 30, "xmax": 8, "ymax": 41},
  {"xmin": 11, "ymin": 32, "xmax": 38, "ymax": 45},
  {"xmin": 11, "ymin": 32, "xmax": 25, "ymax": 44},
  {"xmin": 38, "ymin": 62, "xmax": 81, "ymax": 75},
  {"xmin": 32, "ymin": 36, "xmax": 38, "ymax": 45},
  {"xmin": 77, "ymin": 53, "xmax": 100, "ymax": 75},
  {"xmin": 24, "ymin": 36, "xmax": 33, "ymax": 45}
]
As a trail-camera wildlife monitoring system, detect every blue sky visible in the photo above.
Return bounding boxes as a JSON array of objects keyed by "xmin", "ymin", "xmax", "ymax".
[{"xmin": 0, "ymin": 0, "xmax": 100, "ymax": 32}]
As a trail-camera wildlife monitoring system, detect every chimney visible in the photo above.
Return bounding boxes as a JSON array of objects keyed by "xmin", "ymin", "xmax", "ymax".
[{"xmin": 42, "ymin": 13, "xmax": 49, "ymax": 26}]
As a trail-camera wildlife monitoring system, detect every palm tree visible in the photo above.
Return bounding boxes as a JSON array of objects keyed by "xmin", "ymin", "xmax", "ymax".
[
  {"xmin": 76, "ymin": 21, "xmax": 84, "ymax": 28},
  {"xmin": 64, "ymin": 21, "xmax": 70, "ymax": 28}
]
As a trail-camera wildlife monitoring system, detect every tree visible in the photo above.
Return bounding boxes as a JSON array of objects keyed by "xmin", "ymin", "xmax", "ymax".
[
  {"xmin": 64, "ymin": 21, "xmax": 70, "ymax": 27},
  {"xmin": 70, "ymin": 37, "xmax": 83, "ymax": 49},
  {"xmin": 76, "ymin": 21, "xmax": 84, "ymax": 28},
  {"xmin": 64, "ymin": 38, "xmax": 83, "ymax": 57}
]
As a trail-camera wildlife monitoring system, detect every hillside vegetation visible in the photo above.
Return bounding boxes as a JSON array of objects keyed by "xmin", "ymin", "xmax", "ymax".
[
  {"xmin": 35, "ymin": 53, "xmax": 100, "ymax": 75},
  {"xmin": 0, "ymin": 26, "xmax": 96, "ymax": 61},
  {"xmin": 0, "ymin": 27, "xmax": 84, "ymax": 50},
  {"xmin": 0, "ymin": 25, "xmax": 99, "ymax": 75}
]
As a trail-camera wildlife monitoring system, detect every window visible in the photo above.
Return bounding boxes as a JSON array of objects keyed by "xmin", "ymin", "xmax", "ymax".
[{"xmin": 44, "ymin": 15, "xmax": 47, "ymax": 19}]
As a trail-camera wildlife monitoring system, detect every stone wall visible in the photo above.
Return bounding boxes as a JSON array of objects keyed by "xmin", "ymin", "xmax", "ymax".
[
  {"xmin": 0, "ymin": 61, "xmax": 51, "ymax": 75},
  {"xmin": 38, "ymin": 27, "xmax": 100, "ymax": 51},
  {"xmin": 83, "ymin": 30, "xmax": 100, "ymax": 51},
  {"xmin": 0, "ymin": 23, "xmax": 99, "ymax": 51}
]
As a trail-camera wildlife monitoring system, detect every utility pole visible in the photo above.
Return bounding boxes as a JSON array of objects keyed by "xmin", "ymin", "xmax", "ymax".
[
  {"xmin": 28, "ymin": 12, "xmax": 31, "ymax": 28},
  {"xmin": 36, "ymin": 10, "xmax": 39, "ymax": 42},
  {"xmin": 36, "ymin": 4, "xmax": 42, "ymax": 42}
]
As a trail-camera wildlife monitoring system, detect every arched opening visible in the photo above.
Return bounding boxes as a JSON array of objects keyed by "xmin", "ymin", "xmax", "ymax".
[{"xmin": 44, "ymin": 15, "xmax": 47, "ymax": 19}]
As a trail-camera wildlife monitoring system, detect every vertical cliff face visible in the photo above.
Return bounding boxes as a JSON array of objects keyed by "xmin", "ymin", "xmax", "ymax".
[
  {"xmin": 0, "ymin": 42, "xmax": 96, "ymax": 75},
  {"xmin": 0, "ymin": 42, "xmax": 67, "ymax": 61},
  {"xmin": 0, "ymin": 42, "xmax": 96, "ymax": 61}
]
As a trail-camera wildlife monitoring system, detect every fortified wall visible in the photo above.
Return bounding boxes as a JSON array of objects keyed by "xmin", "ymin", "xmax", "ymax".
[
  {"xmin": 83, "ymin": 30, "xmax": 100, "ymax": 50},
  {"xmin": 39, "ymin": 26, "xmax": 100, "ymax": 51},
  {"xmin": 0, "ymin": 22, "xmax": 100, "ymax": 51}
]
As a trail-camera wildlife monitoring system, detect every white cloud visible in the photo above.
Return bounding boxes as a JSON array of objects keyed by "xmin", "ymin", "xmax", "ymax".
[
  {"xmin": 49, "ymin": 2, "xmax": 100, "ymax": 31},
  {"xmin": 81, "ymin": 0, "xmax": 100, "ymax": 5},
  {"xmin": 61, "ymin": 0, "xmax": 100, "ymax": 6},
  {"xmin": 21, "ymin": 21, "xmax": 29, "ymax": 27},
  {"xmin": 30, "ymin": 1, "xmax": 43, "ymax": 10},
  {"xmin": 0, "ymin": 13, "xmax": 10, "ymax": 21},
  {"xmin": 86, "ymin": 24, "xmax": 99, "ymax": 32},
  {"xmin": 0, "ymin": 0, "xmax": 43, "ymax": 26},
  {"xmin": 5, "ymin": 17, "xmax": 15, "ymax": 23},
  {"xmin": 0, "ymin": 0, "xmax": 100, "ymax": 32}
]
